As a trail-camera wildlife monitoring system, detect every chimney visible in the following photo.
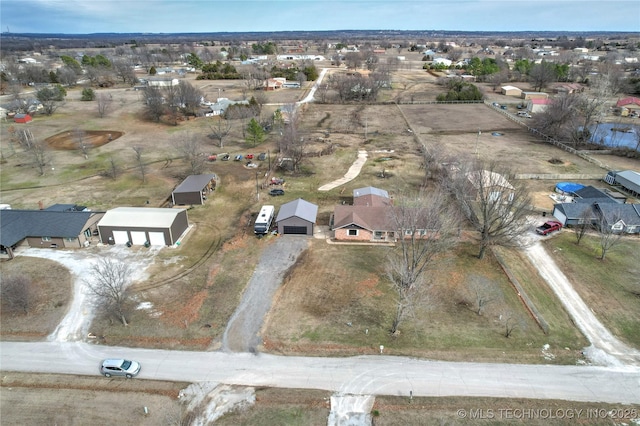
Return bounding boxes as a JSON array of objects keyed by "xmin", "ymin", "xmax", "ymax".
[{"xmin": 38, "ymin": 200, "xmax": 44, "ymax": 210}]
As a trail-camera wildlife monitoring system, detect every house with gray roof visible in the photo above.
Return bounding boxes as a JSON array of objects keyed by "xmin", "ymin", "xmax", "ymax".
[
  {"xmin": 171, "ymin": 174, "xmax": 216, "ymax": 205},
  {"xmin": 611, "ymin": 170, "xmax": 640, "ymax": 197},
  {"xmin": 594, "ymin": 203, "xmax": 640, "ymax": 234},
  {"xmin": 275, "ymin": 198, "xmax": 318, "ymax": 235},
  {"xmin": 552, "ymin": 183, "xmax": 640, "ymax": 234},
  {"xmin": 0, "ymin": 209, "xmax": 104, "ymax": 259}
]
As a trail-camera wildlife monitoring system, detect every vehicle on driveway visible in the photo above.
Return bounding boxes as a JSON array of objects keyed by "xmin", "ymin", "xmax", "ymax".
[
  {"xmin": 258, "ymin": 152, "xmax": 267, "ymax": 161},
  {"xmin": 269, "ymin": 177, "xmax": 285, "ymax": 185},
  {"xmin": 220, "ymin": 153, "xmax": 230, "ymax": 161},
  {"xmin": 245, "ymin": 154, "xmax": 254, "ymax": 160},
  {"xmin": 207, "ymin": 154, "xmax": 217, "ymax": 161},
  {"xmin": 536, "ymin": 220, "xmax": 563, "ymax": 235},
  {"xmin": 100, "ymin": 359, "xmax": 141, "ymax": 378},
  {"xmin": 269, "ymin": 189, "xmax": 285, "ymax": 196},
  {"xmin": 234, "ymin": 154, "xmax": 243, "ymax": 161}
]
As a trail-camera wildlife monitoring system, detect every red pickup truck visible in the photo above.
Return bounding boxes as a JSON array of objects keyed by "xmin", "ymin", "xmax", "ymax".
[{"xmin": 536, "ymin": 220, "xmax": 562, "ymax": 235}]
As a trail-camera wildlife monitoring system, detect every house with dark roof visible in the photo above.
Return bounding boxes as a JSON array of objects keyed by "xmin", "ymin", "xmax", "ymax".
[
  {"xmin": 595, "ymin": 203, "xmax": 640, "ymax": 234},
  {"xmin": 552, "ymin": 184, "xmax": 640, "ymax": 233},
  {"xmin": 0, "ymin": 209, "xmax": 104, "ymax": 259},
  {"xmin": 275, "ymin": 198, "xmax": 318, "ymax": 235},
  {"xmin": 171, "ymin": 174, "xmax": 216, "ymax": 205}
]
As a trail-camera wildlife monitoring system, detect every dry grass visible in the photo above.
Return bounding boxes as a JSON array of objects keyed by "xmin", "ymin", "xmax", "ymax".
[{"xmin": 1, "ymin": 72, "xmax": 637, "ymax": 362}]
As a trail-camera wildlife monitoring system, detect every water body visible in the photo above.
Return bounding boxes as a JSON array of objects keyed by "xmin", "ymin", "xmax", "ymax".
[{"xmin": 590, "ymin": 122, "xmax": 639, "ymax": 151}]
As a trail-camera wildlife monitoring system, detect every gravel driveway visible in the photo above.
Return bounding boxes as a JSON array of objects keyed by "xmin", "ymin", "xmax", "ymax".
[
  {"xmin": 525, "ymin": 238, "xmax": 640, "ymax": 367},
  {"xmin": 221, "ymin": 236, "xmax": 309, "ymax": 352}
]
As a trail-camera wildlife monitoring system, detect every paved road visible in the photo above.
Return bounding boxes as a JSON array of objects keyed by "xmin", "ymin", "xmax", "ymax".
[{"xmin": 1, "ymin": 341, "xmax": 638, "ymax": 404}]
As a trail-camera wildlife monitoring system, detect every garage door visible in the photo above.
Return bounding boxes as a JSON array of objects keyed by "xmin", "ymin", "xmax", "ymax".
[
  {"xmin": 283, "ymin": 226, "xmax": 308, "ymax": 235},
  {"xmin": 112, "ymin": 230, "xmax": 129, "ymax": 244},
  {"xmin": 148, "ymin": 232, "xmax": 166, "ymax": 246},
  {"xmin": 130, "ymin": 231, "xmax": 147, "ymax": 245}
]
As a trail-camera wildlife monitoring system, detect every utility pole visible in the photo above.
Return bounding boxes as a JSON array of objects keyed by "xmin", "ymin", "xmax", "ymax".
[{"xmin": 256, "ymin": 171, "xmax": 259, "ymax": 200}]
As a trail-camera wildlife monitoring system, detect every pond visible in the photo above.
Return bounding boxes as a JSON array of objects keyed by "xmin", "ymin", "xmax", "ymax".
[{"xmin": 589, "ymin": 122, "xmax": 639, "ymax": 151}]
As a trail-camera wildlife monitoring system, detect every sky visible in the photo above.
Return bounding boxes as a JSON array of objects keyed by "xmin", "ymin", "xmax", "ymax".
[{"xmin": 0, "ymin": 0, "xmax": 638, "ymax": 34}]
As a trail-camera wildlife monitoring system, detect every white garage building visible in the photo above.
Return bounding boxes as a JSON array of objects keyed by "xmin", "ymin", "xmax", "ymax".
[{"xmin": 98, "ymin": 207, "xmax": 189, "ymax": 246}]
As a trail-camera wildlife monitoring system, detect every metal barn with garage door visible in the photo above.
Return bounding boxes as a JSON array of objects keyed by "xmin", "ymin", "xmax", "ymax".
[
  {"xmin": 98, "ymin": 207, "xmax": 189, "ymax": 246},
  {"xmin": 275, "ymin": 198, "xmax": 318, "ymax": 235}
]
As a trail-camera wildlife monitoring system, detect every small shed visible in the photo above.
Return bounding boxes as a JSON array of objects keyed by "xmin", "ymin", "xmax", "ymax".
[
  {"xmin": 528, "ymin": 98, "xmax": 552, "ymax": 113},
  {"xmin": 14, "ymin": 113, "xmax": 32, "ymax": 123},
  {"xmin": 275, "ymin": 198, "xmax": 318, "ymax": 235},
  {"xmin": 98, "ymin": 207, "xmax": 189, "ymax": 246},
  {"xmin": 501, "ymin": 85, "xmax": 522, "ymax": 97},
  {"xmin": 172, "ymin": 174, "xmax": 216, "ymax": 205},
  {"xmin": 521, "ymin": 91, "xmax": 549, "ymax": 100}
]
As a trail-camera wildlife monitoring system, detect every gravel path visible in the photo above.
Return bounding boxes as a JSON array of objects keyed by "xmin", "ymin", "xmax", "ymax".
[
  {"xmin": 525, "ymin": 239, "xmax": 640, "ymax": 367},
  {"xmin": 221, "ymin": 236, "xmax": 309, "ymax": 352}
]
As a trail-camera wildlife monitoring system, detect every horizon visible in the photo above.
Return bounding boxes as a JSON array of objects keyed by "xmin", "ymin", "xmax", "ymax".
[{"xmin": 1, "ymin": 1, "xmax": 639, "ymax": 35}]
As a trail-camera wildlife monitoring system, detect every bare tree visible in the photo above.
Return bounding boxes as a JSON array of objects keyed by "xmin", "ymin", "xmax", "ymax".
[
  {"xmin": 0, "ymin": 275, "xmax": 31, "ymax": 314},
  {"xmin": 29, "ymin": 139, "xmax": 51, "ymax": 176},
  {"xmin": 467, "ymin": 275, "xmax": 498, "ymax": 316},
  {"xmin": 174, "ymin": 132, "xmax": 205, "ymax": 176},
  {"xmin": 448, "ymin": 160, "xmax": 532, "ymax": 259},
  {"xmin": 112, "ymin": 58, "xmax": 137, "ymax": 85},
  {"xmin": 73, "ymin": 128, "xmax": 89, "ymax": 159},
  {"xmin": 531, "ymin": 93, "xmax": 581, "ymax": 142},
  {"xmin": 103, "ymin": 156, "xmax": 119, "ymax": 180},
  {"xmin": 574, "ymin": 205, "xmax": 594, "ymax": 245},
  {"xmin": 598, "ymin": 209, "xmax": 623, "ymax": 261},
  {"xmin": 96, "ymin": 93, "xmax": 113, "ymax": 118},
  {"xmin": 501, "ymin": 312, "xmax": 518, "ymax": 338},
  {"xmin": 85, "ymin": 258, "xmax": 132, "ymax": 326},
  {"xmin": 142, "ymin": 86, "xmax": 165, "ymax": 122},
  {"xmin": 385, "ymin": 191, "xmax": 459, "ymax": 335},
  {"xmin": 132, "ymin": 146, "xmax": 146, "ymax": 183},
  {"xmin": 208, "ymin": 117, "xmax": 232, "ymax": 148}
]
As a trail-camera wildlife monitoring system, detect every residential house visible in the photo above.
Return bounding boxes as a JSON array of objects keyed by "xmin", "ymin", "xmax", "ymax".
[
  {"xmin": 594, "ymin": 203, "xmax": 640, "ymax": 234},
  {"xmin": 0, "ymin": 208, "xmax": 104, "ymax": 259},
  {"xmin": 332, "ymin": 187, "xmax": 395, "ymax": 242}
]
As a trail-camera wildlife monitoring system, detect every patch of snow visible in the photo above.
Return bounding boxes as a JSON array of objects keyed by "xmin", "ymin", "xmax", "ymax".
[
  {"xmin": 179, "ymin": 383, "xmax": 255, "ymax": 425},
  {"xmin": 328, "ymin": 393, "xmax": 375, "ymax": 426},
  {"xmin": 136, "ymin": 302, "xmax": 154, "ymax": 310},
  {"xmin": 17, "ymin": 245, "xmax": 161, "ymax": 342}
]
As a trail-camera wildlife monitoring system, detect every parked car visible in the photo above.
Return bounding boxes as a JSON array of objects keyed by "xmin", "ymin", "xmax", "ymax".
[
  {"xmin": 536, "ymin": 220, "xmax": 562, "ymax": 235},
  {"xmin": 245, "ymin": 154, "xmax": 254, "ymax": 160},
  {"xmin": 100, "ymin": 359, "xmax": 141, "ymax": 378},
  {"xmin": 517, "ymin": 111, "xmax": 532, "ymax": 118},
  {"xmin": 258, "ymin": 152, "xmax": 267, "ymax": 161},
  {"xmin": 269, "ymin": 189, "xmax": 285, "ymax": 196},
  {"xmin": 220, "ymin": 153, "xmax": 230, "ymax": 161},
  {"xmin": 269, "ymin": 177, "xmax": 285, "ymax": 185},
  {"xmin": 207, "ymin": 154, "xmax": 217, "ymax": 161},
  {"xmin": 500, "ymin": 105, "xmax": 508, "ymax": 110},
  {"xmin": 234, "ymin": 154, "xmax": 243, "ymax": 161}
]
